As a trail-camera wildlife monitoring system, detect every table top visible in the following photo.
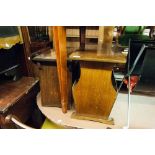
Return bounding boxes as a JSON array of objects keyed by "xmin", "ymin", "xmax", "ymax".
[
  {"xmin": 32, "ymin": 48, "xmax": 75, "ymax": 62},
  {"xmin": 68, "ymin": 50, "xmax": 126, "ymax": 64},
  {"xmin": 0, "ymin": 76, "xmax": 39, "ymax": 113},
  {"xmin": 32, "ymin": 48, "xmax": 126, "ymax": 64},
  {"xmin": 32, "ymin": 49, "xmax": 57, "ymax": 62}
]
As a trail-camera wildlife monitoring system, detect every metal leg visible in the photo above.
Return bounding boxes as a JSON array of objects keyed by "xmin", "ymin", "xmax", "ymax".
[{"xmin": 123, "ymin": 75, "xmax": 131, "ymax": 129}]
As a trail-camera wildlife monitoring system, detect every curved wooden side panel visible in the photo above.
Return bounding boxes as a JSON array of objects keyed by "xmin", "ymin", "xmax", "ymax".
[{"xmin": 72, "ymin": 61, "xmax": 117, "ymax": 124}]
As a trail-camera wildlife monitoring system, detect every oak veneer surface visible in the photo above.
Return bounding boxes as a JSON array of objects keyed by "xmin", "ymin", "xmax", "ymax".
[
  {"xmin": 72, "ymin": 61, "xmax": 117, "ymax": 122},
  {"xmin": 0, "ymin": 77, "xmax": 39, "ymax": 113},
  {"xmin": 68, "ymin": 50, "xmax": 126, "ymax": 64},
  {"xmin": 69, "ymin": 50, "xmax": 126, "ymax": 124}
]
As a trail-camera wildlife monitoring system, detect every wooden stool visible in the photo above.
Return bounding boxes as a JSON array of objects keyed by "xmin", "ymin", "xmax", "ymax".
[{"xmin": 69, "ymin": 51, "xmax": 126, "ymax": 125}]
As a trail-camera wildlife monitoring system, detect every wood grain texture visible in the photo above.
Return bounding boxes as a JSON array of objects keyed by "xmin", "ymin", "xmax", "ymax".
[
  {"xmin": 103, "ymin": 26, "xmax": 114, "ymax": 44},
  {"xmin": 20, "ymin": 26, "xmax": 34, "ymax": 76},
  {"xmin": 0, "ymin": 77, "xmax": 39, "ymax": 113},
  {"xmin": 32, "ymin": 49, "xmax": 72, "ymax": 109},
  {"xmin": 39, "ymin": 64, "xmax": 72, "ymax": 108},
  {"xmin": 32, "ymin": 49, "xmax": 56, "ymax": 62},
  {"xmin": 97, "ymin": 26, "xmax": 104, "ymax": 51},
  {"xmin": 53, "ymin": 27, "xmax": 68, "ymax": 113},
  {"xmin": 37, "ymin": 93, "xmax": 120, "ymax": 128},
  {"xmin": 39, "ymin": 64, "xmax": 61, "ymax": 107},
  {"xmin": 69, "ymin": 50, "xmax": 126, "ymax": 123},
  {"xmin": 71, "ymin": 112, "xmax": 114, "ymax": 125},
  {"xmin": 68, "ymin": 50, "xmax": 126, "ymax": 64},
  {"xmin": 0, "ymin": 77, "xmax": 39, "ymax": 128},
  {"xmin": 97, "ymin": 26, "xmax": 114, "ymax": 55},
  {"xmin": 72, "ymin": 61, "xmax": 117, "ymax": 123}
]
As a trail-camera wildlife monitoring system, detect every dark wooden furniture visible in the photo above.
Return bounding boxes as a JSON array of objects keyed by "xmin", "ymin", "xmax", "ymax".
[
  {"xmin": 32, "ymin": 49, "xmax": 72, "ymax": 109},
  {"xmin": 0, "ymin": 77, "xmax": 39, "ymax": 128},
  {"xmin": 68, "ymin": 50, "xmax": 126, "ymax": 125},
  {"xmin": 28, "ymin": 26, "xmax": 51, "ymax": 53},
  {"xmin": 20, "ymin": 27, "xmax": 34, "ymax": 76},
  {"xmin": 79, "ymin": 26, "xmax": 86, "ymax": 51}
]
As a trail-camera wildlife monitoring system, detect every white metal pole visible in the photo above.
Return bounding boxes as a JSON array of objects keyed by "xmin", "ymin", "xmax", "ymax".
[{"xmin": 123, "ymin": 75, "xmax": 131, "ymax": 129}]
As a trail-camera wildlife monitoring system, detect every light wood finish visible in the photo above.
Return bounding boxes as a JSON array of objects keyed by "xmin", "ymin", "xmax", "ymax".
[
  {"xmin": 97, "ymin": 26, "xmax": 104, "ymax": 51},
  {"xmin": 37, "ymin": 93, "xmax": 120, "ymax": 129},
  {"xmin": 38, "ymin": 91, "xmax": 155, "ymax": 129},
  {"xmin": 71, "ymin": 112, "xmax": 114, "ymax": 125},
  {"xmin": 53, "ymin": 27, "xmax": 68, "ymax": 113},
  {"xmin": 68, "ymin": 50, "xmax": 126, "ymax": 64},
  {"xmin": 97, "ymin": 26, "xmax": 114, "ymax": 54},
  {"xmin": 103, "ymin": 26, "xmax": 114, "ymax": 44},
  {"xmin": 48, "ymin": 26, "xmax": 53, "ymax": 42},
  {"xmin": 72, "ymin": 61, "xmax": 117, "ymax": 124},
  {"xmin": 69, "ymin": 50, "xmax": 126, "ymax": 124}
]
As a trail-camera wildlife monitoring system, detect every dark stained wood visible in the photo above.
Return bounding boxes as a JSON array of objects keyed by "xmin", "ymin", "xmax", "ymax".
[
  {"xmin": 53, "ymin": 26, "xmax": 68, "ymax": 113},
  {"xmin": 40, "ymin": 64, "xmax": 61, "ymax": 107},
  {"xmin": 30, "ymin": 41, "xmax": 51, "ymax": 53},
  {"xmin": 32, "ymin": 49, "xmax": 56, "ymax": 62},
  {"xmin": 20, "ymin": 26, "xmax": 34, "ymax": 76},
  {"xmin": 79, "ymin": 26, "xmax": 86, "ymax": 51},
  {"xmin": 0, "ymin": 77, "xmax": 39, "ymax": 113},
  {"xmin": 32, "ymin": 49, "xmax": 72, "ymax": 108},
  {"xmin": 0, "ymin": 77, "xmax": 39, "ymax": 128}
]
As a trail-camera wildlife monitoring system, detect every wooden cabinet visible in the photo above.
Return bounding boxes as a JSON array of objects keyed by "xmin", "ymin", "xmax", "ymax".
[
  {"xmin": 0, "ymin": 77, "xmax": 39, "ymax": 128},
  {"xmin": 40, "ymin": 64, "xmax": 61, "ymax": 107},
  {"xmin": 32, "ymin": 49, "xmax": 72, "ymax": 108}
]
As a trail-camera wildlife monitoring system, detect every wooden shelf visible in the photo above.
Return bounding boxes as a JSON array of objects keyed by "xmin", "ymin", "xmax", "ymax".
[
  {"xmin": 0, "ymin": 77, "xmax": 39, "ymax": 113},
  {"xmin": 66, "ymin": 26, "xmax": 99, "ymax": 50},
  {"xmin": 67, "ymin": 35, "xmax": 98, "ymax": 39}
]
